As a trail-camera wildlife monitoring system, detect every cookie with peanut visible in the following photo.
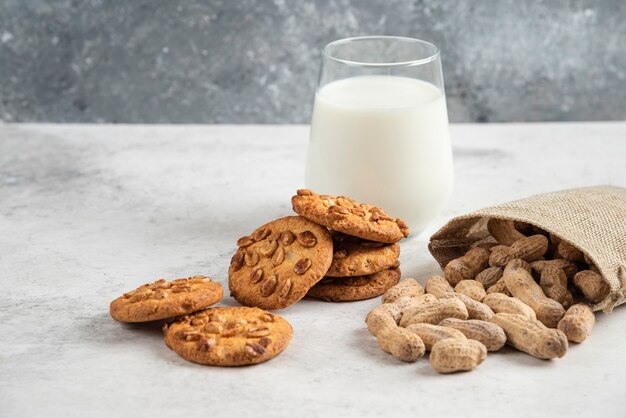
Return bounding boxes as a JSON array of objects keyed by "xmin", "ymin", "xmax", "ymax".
[
  {"xmin": 110, "ymin": 276, "xmax": 223, "ymax": 323},
  {"xmin": 307, "ymin": 266, "xmax": 401, "ymax": 302},
  {"xmin": 228, "ymin": 216, "xmax": 333, "ymax": 310},
  {"xmin": 163, "ymin": 306, "xmax": 292, "ymax": 366},
  {"xmin": 327, "ymin": 233, "xmax": 400, "ymax": 277},
  {"xmin": 291, "ymin": 189, "xmax": 409, "ymax": 243}
]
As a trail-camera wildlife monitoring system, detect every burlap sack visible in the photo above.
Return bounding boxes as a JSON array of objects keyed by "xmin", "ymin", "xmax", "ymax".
[{"xmin": 428, "ymin": 186, "xmax": 626, "ymax": 313}]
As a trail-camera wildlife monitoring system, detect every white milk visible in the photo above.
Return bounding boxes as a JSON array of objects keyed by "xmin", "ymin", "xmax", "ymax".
[{"xmin": 305, "ymin": 75, "xmax": 453, "ymax": 235}]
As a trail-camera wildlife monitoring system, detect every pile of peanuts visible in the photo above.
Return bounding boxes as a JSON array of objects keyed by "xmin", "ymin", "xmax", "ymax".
[{"xmin": 366, "ymin": 218, "xmax": 603, "ymax": 374}]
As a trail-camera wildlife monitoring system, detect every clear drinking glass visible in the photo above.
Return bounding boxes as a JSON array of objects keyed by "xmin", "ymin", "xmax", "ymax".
[{"xmin": 305, "ymin": 36, "xmax": 453, "ymax": 236}]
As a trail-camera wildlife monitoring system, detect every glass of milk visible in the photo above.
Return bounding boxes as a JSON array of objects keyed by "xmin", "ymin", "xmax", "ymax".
[{"xmin": 305, "ymin": 36, "xmax": 453, "ymax": 237}]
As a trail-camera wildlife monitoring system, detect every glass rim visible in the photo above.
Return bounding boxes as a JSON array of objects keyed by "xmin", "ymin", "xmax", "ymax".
[{"xmin": 322, "ymin": 36, "xmax": 440, "ymax": 68}]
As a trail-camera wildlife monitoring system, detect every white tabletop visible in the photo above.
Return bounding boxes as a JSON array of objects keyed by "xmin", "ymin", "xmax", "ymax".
[{"xmin": 1, "ymin": 122, "xmax": 625, "ymax": 418}]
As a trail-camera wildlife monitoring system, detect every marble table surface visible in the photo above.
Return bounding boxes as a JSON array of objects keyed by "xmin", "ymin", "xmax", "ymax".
[{"xmin": 1, "ymin": 122, "xmax": 625, "ymax": 418}]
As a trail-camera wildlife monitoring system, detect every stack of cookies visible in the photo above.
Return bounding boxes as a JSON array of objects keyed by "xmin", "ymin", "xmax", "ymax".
[
  {"xmin": 307, "ymin": 233, "xmax": 402, "ymax": 302},
  {"xmin": 228, "ymin": 189, "xmax": 409, "ymax": 309}
]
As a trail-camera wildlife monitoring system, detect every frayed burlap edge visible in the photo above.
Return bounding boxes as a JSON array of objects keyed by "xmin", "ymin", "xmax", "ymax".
[{"xmin": 428, "ymin": 185, "xmax": 626, "ymax": 313}]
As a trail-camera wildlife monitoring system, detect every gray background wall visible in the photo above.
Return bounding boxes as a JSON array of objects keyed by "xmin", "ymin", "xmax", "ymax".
[{"xmin": 0, "ymin": 0, "xmax": 624, "ymax": 124}]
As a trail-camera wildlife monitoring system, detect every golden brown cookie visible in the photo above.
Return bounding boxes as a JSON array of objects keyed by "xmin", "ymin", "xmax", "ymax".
[
  {"xmin": 163, "ymin": 306, "xmax": 292, "ymax": 366},
  {"xmin": 306, "ymin": 266, "xmax": 401, "ymax": 302},
  {"xmin": 327, "ymin": 233, "xmax": 400, "ymax": 277},
  {"xmin": 291, "ymin": 189, "xmax": 409, "ymax": 243},
  {"xmin": 110, "ymin": 276, "xmax": 223, "ymax": 323},
  {"xmin": 228, "ymin": 216, "xmax": 333, "ymax": 310}
]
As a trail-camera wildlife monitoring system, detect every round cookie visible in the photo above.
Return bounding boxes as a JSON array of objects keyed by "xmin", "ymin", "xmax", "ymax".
[
  {"xmin": 291, "ymin": 189, "xmax": 409, "ymax": 243},
  {"xmin": 110, "ymin": 276, "xmax": 223, "ymax": 323},
  {"xmin": 228, "ymin": 216, "xmax": 333, "ymax": 310},
  {"xmin": 163, "ymin": 306, "xmax": 292, "ymax": 366},
  {"xmin": 327, "ymin": 234, "xmax": 400, "ymax": 277},
  {"xmin": 306, "ymin": 266, "xmax": 401, "ymax": 302}
]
